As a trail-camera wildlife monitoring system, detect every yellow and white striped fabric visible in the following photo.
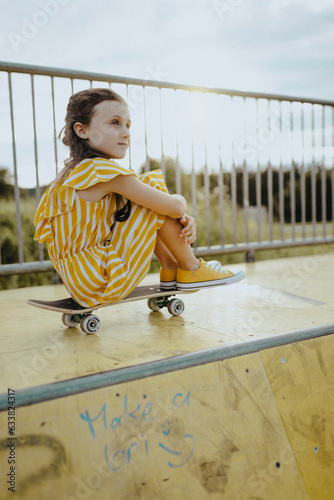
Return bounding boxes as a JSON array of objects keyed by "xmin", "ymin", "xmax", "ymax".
[{"xmin": 34, "ymin": 158, "xmax": 167, "ymax": 307}]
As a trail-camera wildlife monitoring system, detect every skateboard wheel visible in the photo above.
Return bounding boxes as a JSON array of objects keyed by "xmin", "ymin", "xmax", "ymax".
[
  {"xmin": 62, "ymin": 313, "xmax": 79, "ymax": 328},
  {"xmin": 167, "ymin": 298, "xmax": 185, "ymax": 316},
  {"xmin": 80, "ymin": 315, "xmax": 100, "ymax": 334},
  {"xmin": 147, "ymin": 297, "xmax": 162, "ymax": 311}
]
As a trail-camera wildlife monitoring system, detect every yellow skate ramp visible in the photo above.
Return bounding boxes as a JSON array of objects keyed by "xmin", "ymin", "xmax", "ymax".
[{"xmin": 0, "ymin": 254, "xmax": 333, "ymax": 499}]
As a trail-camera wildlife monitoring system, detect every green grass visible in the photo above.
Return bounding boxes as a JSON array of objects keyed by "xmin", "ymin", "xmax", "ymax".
[{"xmin": 0, "ymin": 197, "xmax": 53, "ymax": 290}]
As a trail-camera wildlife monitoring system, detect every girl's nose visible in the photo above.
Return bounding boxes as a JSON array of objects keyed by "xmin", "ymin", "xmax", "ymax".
[{"xmin": 122, "ymin": 126, "xmax": 130, "ymax": 138}]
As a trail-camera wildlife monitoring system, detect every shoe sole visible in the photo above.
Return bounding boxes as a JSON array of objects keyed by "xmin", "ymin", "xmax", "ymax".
[
  {"xmin": 176, "ymin": 270, "xmax": 245, "ymax": 290},
  {"xmin": 160, "ymin": 280, "xmax": 177, "ymax": 291}
]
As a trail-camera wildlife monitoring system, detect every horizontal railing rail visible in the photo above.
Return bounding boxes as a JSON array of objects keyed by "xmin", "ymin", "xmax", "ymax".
[
  {"xmin": 1, "ymin": 61, "xmax": 334, "ymax": 105},
  {"xmin": 0, "ymin": 61, "xmax": 333, "ymax": 277}
]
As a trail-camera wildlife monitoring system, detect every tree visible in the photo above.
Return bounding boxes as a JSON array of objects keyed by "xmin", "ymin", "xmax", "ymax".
[{"xmin": 0, "ymin": 168, "xmax": 14, "ymax": 198}]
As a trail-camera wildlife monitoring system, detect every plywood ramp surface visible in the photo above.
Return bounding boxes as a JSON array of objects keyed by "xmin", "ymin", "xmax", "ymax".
[
  {"xmin": 0, "ymin": 254, "xmax": 334, "ymax": 498},
  {"xmin": 1, "ymin": 253, "xmax": 333, "ymax": 391},
  {"xmin": 2, "ymin": 334, "xmax": 334, "ymax": 499}
]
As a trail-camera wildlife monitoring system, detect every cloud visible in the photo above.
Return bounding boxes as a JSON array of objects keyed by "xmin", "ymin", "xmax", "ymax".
[{"xmin": 0, "ymin": 0, "xmax": 333, "ymax": 100}]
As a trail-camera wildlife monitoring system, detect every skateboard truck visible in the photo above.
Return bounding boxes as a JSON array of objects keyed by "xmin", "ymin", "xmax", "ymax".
[
  {"xmin": 61, "ymin": 295, "xmax": 185, "ymax": 334},
  {"xmin": 27, "ymin": 286, "xmax": 196, "ymax": 335}
]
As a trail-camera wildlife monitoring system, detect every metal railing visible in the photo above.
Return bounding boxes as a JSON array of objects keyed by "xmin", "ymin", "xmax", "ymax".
[{"xmin": 0, "ymin": 61, "xmax": 333, "ymax": 276}]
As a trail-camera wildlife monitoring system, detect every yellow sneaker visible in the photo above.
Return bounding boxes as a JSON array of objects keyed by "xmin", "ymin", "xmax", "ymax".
[
  {"xmin": 160, "ymin": 261, "xmax": 224, "ymax": 290},
  {"xmin": 176, "ymin": 258, "xmax": 244, "ymax": 290},
  {"xmin": 160, "ymin": 268, "xmax": 177, "ymax": 290}
]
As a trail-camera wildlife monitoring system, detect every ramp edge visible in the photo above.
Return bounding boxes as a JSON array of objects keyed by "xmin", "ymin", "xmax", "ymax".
[{"xmin": 1, "ymin": 322, "xmax": 333, "ymax": 410}]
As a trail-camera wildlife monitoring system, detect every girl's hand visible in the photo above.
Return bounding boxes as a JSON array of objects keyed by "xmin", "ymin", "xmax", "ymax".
[{"xmin": 179, "ymin": 214, "xmax": 197, "ymax": 244}]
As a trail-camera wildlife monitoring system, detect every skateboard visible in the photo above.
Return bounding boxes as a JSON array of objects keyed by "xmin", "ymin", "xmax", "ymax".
[{"xmin": 27, "ymin": 285, "xmax": 199, "ymax": 334}]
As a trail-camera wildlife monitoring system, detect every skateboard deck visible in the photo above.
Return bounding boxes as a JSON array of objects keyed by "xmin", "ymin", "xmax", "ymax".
[{"xmin": 27, "ymin": 285, "xmax": 199, "ymax": 334}]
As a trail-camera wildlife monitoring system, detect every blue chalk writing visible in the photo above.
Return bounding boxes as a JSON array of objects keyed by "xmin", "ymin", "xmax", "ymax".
[
  {"xmin": 80, "ymin": 403, "xmax": 107, "ymax": 438},
  {"xmin": 80, "ymin": 390, "xmax": 195, "ymax": 472},
  {"xmin": 104, "ymin": 447, "xmax": 125, "ymax": 472},
  {"xmin": 80, "ymin": 395, "xmax": 156, "ymax": 438},
  {"xmin": 142, "ymin": 401, "xmax": 153, "ymax": 421},
  {"xmin": 162, "ymin": 422, "xmax": 171, "ymax": 436},
  {"xmin": 159, "ymin": 443, "xmax": 181, "ymax": 456},
  {"xmin": 173, "ymin": 391, "xmax": 190, "ymax": 408},
  {"xmin": 159, "ymin": 434, "xmax": 196, "ymax": 468},
  {"xmin": 124, "ymin": 395, "xmax": 140, "ymax": 420},
  {"xmin": 111, "ymin": 416, "xmax": 121, "ymax": 430}
]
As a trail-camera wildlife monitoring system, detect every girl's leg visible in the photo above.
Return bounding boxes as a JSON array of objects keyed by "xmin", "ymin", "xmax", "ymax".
[
  {"xmin": 157, "ymin": 216, "xmax": 199, "ymax": 271},
  {"xmin": 157, "ymin": 216, "xmax": 245, "ymax": 290},
  {"xmin": 154, "ymin": 237, "xmax": 179, "ymax": 270}
]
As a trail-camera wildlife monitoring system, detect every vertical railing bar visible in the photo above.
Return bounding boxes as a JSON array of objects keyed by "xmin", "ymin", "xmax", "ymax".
[
  {"xmin": 332, "ymin": 106, "xmax": 334, "ymax": 236},
  {"xmin": 31, "ymin": 75, "xmax": 41, "ymax": 201},
  {"xmin": 31, "ymin": 74, "xmax": 44, "ymax": 261},
  {"xmin": 190, "ymin": 96, "xmax": 197, "ymax": 250},
  {"xmin": 70, "ymin": 78, "xmax": 74, "ymax": 94},
  {"xmin": 243, "ymin": 97, "xmax": 249, "ymax": 244},
  {"xmin": 267, "ymin": 99, "xmax": 273, "ymax": 242},
  {"xmin": 255, "ymin": 98, "xmax": 261, "ymax": 243},
  {"xmin": 126, "ymin": 84, "xmax": 132, "ymax": 170},
  {"xmin": 125, "ymin": 82, "xmax": 132, "ymax": 169},
  {"xmin": 311, "ymin": 105, "xmax": 317, "ymax": 238},
  {"xmin": 231, "ymin": 96, "xmax": 237, "ymax": 246},
  {"xmin": 218, "ymin": 139, "xmax": 225, "ymax": 248},
  {"xmin": 321, "ymin": 105, "xmax": 326, "ymax": 237},
  {"xmin": 51, "ymin": 76, "xmax": 59, "ymax": 175},
  {"xmin": 191, "ymin": 137, "xmax": 197, "ymax": 250},
  {"xmin": 217, "ymin": 96, "xmax": 225, "ymax": 247},
  {"xmin": 290, "ymin": 101, "xmax": 296, "ymax": 240},
  {"xmin": 279, "ymin": 100, "xmax": 284, "ymax": 241},
  {"xmin": 204, "ymin": 142, "xmax": 211, "ymax": 248},
  {"xmin": 174, "ymin": 90, "xmax": 181, "ymax": 194},
  {"xmin": 203, "ymin": 95, "xmax": 211, "ymax": 248},
  {"xmin": 143, "ymin": 86, "xmax": 149, "ymax": 173},
  {"xmin": 231, "ymin": 163, "xmax": 237, "ymax": 246},
  {"xmin": 301, "ymin": 104, "xmax": 306, "ymax": 239},
  {"xmin": 159, "ymin": 88, "xmax": 165, "ymax": 178},
  {"xmin": 332, "ymin": 163, "xmax": 334, "ymax": 237},
  {"xmin": 126, "ymin": 84, "xmax": 132, "ymax": 168},
  {"xmin": 8, "ymin": 72, "xmax": 24, "ymax": 263}
]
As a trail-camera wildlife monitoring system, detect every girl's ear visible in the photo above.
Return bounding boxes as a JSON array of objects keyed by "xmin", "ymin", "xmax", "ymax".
[{"xmin": 73, "ymin": 122, "xmax": 88, "ymax": 139}]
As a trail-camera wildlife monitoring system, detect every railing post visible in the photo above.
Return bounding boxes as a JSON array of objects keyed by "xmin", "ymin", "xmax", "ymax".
[{"xmin": 245, "ymin": 250, "xmax": 255, "ymax": 263}]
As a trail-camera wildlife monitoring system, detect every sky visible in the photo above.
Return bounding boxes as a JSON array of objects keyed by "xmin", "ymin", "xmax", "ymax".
[
  {"xmin": 0, "ymin": 0, "xmax": 333, "ymax": 187},
  {"xmin": 1, "ymin": 0, "xmax": 333, "ymax": 100}
]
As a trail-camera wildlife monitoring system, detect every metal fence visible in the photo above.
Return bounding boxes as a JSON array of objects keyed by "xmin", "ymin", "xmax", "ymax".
[{"xmin": 0, "ymin": 61, "xmax": 334, "ymax": 276}]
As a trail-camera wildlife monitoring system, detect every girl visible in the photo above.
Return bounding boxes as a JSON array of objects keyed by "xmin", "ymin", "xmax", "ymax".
[{"xmin": 34, "ymin": 88, "xmax": 244, "ymax": 307}]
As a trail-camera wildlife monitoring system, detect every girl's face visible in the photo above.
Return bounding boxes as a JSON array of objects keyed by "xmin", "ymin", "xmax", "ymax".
[{"xmin": 74, "ymin": 100, "xmax": 131, "ymax": 159}]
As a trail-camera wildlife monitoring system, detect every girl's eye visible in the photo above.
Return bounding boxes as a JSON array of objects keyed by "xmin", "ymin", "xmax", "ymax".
[{"xmin": 111, "ymin": 120, "xmax": 119, "ymax": 125}]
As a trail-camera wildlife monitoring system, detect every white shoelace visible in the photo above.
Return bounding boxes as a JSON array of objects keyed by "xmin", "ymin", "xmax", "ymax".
[{"xmin": 205, "ymin": 261, "xmax": 230, "ymax": 275}]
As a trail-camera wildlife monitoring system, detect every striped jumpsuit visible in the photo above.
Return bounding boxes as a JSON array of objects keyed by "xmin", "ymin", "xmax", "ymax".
[{"xmin": 34, "ymin": 158, "xmax": 167, "ymax": 307}]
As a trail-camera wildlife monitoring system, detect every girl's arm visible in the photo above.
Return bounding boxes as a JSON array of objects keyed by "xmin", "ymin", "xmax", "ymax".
[{"xmin": 77, "ymin": 174, "xmax": 187, "ymax": 219}]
